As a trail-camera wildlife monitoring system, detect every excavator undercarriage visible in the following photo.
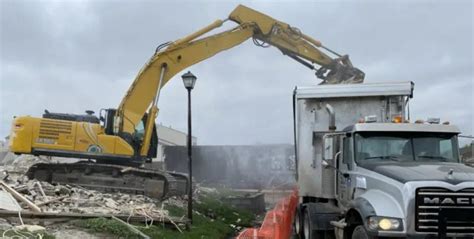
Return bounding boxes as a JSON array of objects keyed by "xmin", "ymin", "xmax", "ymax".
[{"xmin": 26, "ymin": 162, "xmax": 188, "ymax": 199}]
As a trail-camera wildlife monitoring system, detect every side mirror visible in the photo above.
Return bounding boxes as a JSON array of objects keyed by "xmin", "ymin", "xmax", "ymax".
[{"xmin": 323, "ymin": 137, "xmax": 333, "ymax": 161}]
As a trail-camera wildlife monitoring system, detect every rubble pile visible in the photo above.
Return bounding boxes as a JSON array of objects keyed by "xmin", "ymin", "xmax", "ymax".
[
  {"xmin": 0, "ymin": 153, "xmax": 259, "ymax": 238},
  {"xmin": 7, "ymin": 178, "xmax": 170, "ymax": 217},
  {"xmin": 0, "ymin": 155, "xmax": 187, "ymax": 222}
]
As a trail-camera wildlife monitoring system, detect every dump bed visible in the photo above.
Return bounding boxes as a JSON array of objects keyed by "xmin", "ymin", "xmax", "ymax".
[{"xmin": 294, "ymin": 82, "xmax": 414, "ymax": 199}]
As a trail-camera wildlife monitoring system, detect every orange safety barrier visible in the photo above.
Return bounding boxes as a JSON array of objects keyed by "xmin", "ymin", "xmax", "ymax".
[{"xmin": 236, "ymin": 189, "xmax": 298, "ymax": 239}]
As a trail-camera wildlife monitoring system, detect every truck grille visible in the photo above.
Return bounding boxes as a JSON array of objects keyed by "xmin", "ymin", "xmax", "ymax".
[
  {"xmin": 415, "ymin": 187, "xmax": 474, "ymax": 234},
  {"xmin": 39, "ymin": 120, "xmax": 73, "ymax": 140}
]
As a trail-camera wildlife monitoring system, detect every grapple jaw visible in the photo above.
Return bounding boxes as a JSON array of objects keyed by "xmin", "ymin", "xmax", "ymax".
[{"xmin": 317, "ymin": 55, "xmax": 365, "ymax": 84}]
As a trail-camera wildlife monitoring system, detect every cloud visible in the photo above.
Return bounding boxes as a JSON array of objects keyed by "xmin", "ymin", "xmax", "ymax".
[{"xmin": 1, "ymin": 0, "xmax": 472, "ymax": 145}]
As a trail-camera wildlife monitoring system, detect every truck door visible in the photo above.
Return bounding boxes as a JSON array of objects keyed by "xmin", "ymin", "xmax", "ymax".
[{"xmin": 337, "ymin": 136, "xmax": 353, "ymax": 208}]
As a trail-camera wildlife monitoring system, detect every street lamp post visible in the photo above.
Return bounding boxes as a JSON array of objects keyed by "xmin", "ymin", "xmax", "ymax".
[{"xmin": 181, "ymin": 71, "xmax": 197, "ymax": 225}]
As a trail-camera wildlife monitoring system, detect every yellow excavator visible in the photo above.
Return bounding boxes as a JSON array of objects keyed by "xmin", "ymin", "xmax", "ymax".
[{"xmin": 8, "ymin": 5, "xmax": 364, "ymax": 198}]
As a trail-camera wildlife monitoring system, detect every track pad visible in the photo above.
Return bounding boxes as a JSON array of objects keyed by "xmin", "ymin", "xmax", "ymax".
[{"xmin": 144, "ymin": 179, "xmax": 165, "ymax": 198}]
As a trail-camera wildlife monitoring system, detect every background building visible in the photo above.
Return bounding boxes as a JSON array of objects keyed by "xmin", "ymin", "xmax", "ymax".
[{"xmin": 153, "ymin": 124, "xmax": 197, "ymax": 169}]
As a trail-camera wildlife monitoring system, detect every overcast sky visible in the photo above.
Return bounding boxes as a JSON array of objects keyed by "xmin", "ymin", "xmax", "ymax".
[{"xmin": 1, "ymin": 0, "xmax": 472, "ymax": 146}]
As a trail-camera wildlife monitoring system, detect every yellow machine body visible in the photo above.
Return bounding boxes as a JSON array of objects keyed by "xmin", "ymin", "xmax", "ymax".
[{"xmin": 10, "ymin": 116, "xmax": 134, "ymax": 160}]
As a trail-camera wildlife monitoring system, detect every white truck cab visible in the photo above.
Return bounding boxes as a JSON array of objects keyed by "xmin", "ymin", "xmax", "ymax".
[{"xmin": 293, "ymin": 82, "xmax": 474, "ymax": 239}]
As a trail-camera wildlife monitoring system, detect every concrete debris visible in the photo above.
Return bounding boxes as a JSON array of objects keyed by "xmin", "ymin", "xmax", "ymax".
[
  {"xmin": 54, "ymin": 185, "xmax": 71, "ymax": 195},
  {"xmin": 14, "ymin": 224, "xmax": 46, "ymax": 232},
  {"xmin": 0, "ymin": 152, "xmax": 16, "ymax": 166},
  {"xmin": 0, "ymin": 189, "xmax": 21, "ymax": 211},
  {"xmin": 3, "ymin": 154, "xmax": 49, "ymax": 174},
  {"xmin": 0, "ymin": 218, "xmax": 12, "ymax": 230},
  {"xmin": 0, "ymin": 152, "xmax": 8, "ymax": 165},
  {"xmin": 1, "ymin": 180, "xmax": 41, "ymax": 212},
  {"xmin": 52, "ymin": 229, "xmax": 110, "ymax": 239},
  {"xmin": 0, "ymin": 154, "xmax": 179, "ymax": 219},
  {"xmin": 222, "ymin": 192, "xmax": 265, "ymax": 214},
  {"xmin": 104, "ymin": 198, "xmax": 118, "ymax": 209},
  {"xmin": 0, "ymin": 168, "xmax": 188, "ymax": 235},
  {"xmin": 23, "ymin": 183, "xmax": 169, "ymax": 217},
  {"xmin": 0, "ymin": 153, "xmax": 192, "ymax": 237}
]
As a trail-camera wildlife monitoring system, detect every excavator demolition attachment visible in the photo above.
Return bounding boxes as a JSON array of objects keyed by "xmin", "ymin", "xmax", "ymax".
[{"xmin": 10, "ymin": 4, "xmax": 364, "ymax": 200}]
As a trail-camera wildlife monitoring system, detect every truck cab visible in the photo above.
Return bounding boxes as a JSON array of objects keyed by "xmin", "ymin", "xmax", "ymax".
[
  {"xmin": 293, "ymin": 82, "xmax": 474, "ymax": 238},
  {"xmin": 332, "ymin": 123, "xmax": 473, "ymax": 238}
]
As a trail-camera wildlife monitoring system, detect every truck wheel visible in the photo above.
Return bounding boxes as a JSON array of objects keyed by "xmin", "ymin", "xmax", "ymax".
[
  {"xmin": 293, "ymin": 206, "xmax": 303, "ymax": 238},
  {"xmin": 304, "ymin": 207, "xmax": 331, "ymax": 239},
  {"xmin": 303, "ymin": 204, "xmax": 336, "ymax": 239},
  {"xmin": 351, "ymin": 225, "xmax": 370, "ymax": 239},
  {"xmin": 303, "ymin": 207, "xmax": 315, "ymax": 239}
]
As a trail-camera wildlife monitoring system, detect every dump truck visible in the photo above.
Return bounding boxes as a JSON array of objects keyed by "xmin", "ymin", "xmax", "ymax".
[{"xmin": 293, "ymin": 81, "xmax": 474, "ymax": 238}]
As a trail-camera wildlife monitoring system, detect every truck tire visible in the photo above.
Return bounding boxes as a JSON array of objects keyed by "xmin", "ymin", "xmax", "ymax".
[
  {"xmin": 351, "ymin": 225, "xmax": 371, "ymax": 239},
  {"xmin": 303, "ymin": 207, "xmax": 316, "ymax": 239},
  {"xmin": 293, "ymin": 206, "xmax": 304, "ymax": 238},
  {"xmin": 303, "ymin": 206, "xmax": 335, "ymax": 239}
]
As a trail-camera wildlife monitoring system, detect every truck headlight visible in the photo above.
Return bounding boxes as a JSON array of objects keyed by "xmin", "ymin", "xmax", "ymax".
[{"xmin": 368, "ymin": 216, "xmax": 402, "ymax": 231}]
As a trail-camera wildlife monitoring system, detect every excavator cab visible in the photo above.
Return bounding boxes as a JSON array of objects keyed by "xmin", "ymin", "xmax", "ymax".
[
  {"xmin": 99, "ymin": 108, "xmax": 157, "ymax": 162},
  {"xmin": 100, "ymin": 108, "xmax": 116, "ymax": 135}
]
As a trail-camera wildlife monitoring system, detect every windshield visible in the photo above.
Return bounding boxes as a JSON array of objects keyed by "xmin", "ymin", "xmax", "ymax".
[
  {"xmin": 354, "ymin": 132, "xmax": 459, "ymax": 164},
  {"xmin": 134, "ymin": 120, "xmax": 145, "ymax": 141}
]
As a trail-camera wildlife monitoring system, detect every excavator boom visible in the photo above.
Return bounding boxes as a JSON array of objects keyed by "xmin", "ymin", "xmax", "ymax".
[{"xmin": 116, "ymin": 4, "xmax": 365, "ymax": 156}]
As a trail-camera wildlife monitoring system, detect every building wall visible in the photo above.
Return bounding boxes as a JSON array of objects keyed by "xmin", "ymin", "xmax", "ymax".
[
  {"xmin": 164, "ymin": 144, "xmax": 295, "ymax": 189},
  {"xmin": 155, "ymin": 124, "xmax": 197, "ymax": 163}
]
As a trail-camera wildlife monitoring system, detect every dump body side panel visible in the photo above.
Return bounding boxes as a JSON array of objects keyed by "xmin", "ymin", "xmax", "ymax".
[{"xmin": 295, "ymin": 82, "xmax": 413, "ymax": 199}]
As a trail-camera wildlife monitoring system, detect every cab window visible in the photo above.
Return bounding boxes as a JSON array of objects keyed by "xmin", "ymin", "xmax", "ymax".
[{"xmin": 134, "ymin": 121, "xmax": 145, "ymax": 141}]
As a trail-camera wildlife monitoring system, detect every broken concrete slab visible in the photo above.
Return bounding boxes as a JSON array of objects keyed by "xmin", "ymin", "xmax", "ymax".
[
  {"xmin": 0, "ymin": 218, "xmax": 12, "ymax": 230},
  {"xmin": 104, "ymin": 198, "xmax": 118, "ymax": 209},
  {"xmin": 52, "ymin": 228, "xmax": 110, "ymax": 239},
  {"xmin": 14, "ymin": 224, "xmax": 46, "ymax": 232},
  {"xmin": 1, "ymin": 181, "xmax": 41, "ymax": 212},
  {"xmin": 0, "ymin": 188, "xmax": 21, "ymax": 211},
  {"xmin": 0, "ymin": 151, "xmax": 8, "ymax": 165},
  {"xmin": 222, "ymin": 192, "xmax": 265, "ymax": 214}
]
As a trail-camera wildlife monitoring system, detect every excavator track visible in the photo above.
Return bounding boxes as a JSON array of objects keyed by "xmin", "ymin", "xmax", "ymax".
[{"xmin": 26, "ymin": 162, "xmax": 188, "ymax": 199}]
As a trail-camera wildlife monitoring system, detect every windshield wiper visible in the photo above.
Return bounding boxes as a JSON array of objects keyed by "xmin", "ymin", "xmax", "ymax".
[{"xmin": 364, "ymin": 156, "xmax": 400, "ymax": 161}]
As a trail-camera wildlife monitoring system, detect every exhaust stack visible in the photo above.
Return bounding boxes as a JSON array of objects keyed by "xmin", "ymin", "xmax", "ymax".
[{"xmin": 325, "ymin": 104, "xmax": 336, "ymax": 131}]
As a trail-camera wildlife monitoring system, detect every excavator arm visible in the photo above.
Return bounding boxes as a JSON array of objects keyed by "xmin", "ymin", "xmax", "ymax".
[
  {"xmin": 116, "ymin": 5, "xmax": 365, "ymax": 156},
  {"xmin": 7, "ymin": 4, "xmax": 365, "ymax": 201}
]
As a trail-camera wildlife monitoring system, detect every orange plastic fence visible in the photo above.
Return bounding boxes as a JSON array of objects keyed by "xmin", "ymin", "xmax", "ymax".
[{"xmin": 236, "ymin": 190, "xmax": 298, "ymax": 239}]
